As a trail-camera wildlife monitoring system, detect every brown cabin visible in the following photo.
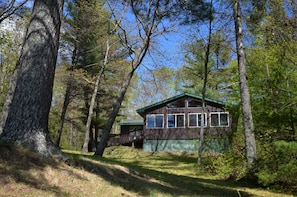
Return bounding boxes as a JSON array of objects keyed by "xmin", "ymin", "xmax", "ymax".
[{"xmin": 108, "ymin": 93, "xmax": 232, "ymax": 152}]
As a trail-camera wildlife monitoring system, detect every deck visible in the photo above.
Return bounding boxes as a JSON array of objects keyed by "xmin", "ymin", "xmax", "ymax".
[{"xmin": 107, "ymin": 130, "xmax": 144, "ymax": 147}]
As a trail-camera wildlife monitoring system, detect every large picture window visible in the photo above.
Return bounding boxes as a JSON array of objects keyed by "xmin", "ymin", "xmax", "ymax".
[
  {"xmin": 210, "ymin": 112, "xmax": 229, "ymax": 127},
  {"xmin": 147, "ymin": 115, "xmax": 164, "ymax": 128},
  {"xmin": 188, "ymin": 113, "xmax": 207, "ymax": 127},
  {"xmin": 167, "ymin": 114, "xmax": 185, "ymax": 128}
]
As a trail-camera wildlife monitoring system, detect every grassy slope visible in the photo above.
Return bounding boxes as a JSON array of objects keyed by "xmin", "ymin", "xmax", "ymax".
[{"xmin": 0, "ymin": 145, "xmax": 295, "ymax": 197}]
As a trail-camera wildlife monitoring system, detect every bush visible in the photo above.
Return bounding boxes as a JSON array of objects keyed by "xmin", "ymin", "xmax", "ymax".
[
  {"xmin": 256, "ymin": 140, "xmax": 297, "ymax": 191},
  {"xmin": 204, "ymin": 151, "xmax": 248, "ymax": 180}
]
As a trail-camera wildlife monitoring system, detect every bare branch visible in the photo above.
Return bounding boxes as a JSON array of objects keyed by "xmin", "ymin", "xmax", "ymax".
[{"xmin": 0, "ymin": 0, "xmax": 29, "ymax": 24}]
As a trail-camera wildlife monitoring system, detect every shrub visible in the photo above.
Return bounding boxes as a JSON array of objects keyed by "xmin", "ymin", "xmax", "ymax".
[
  {"xmin": 204, "ymin": 150, "xmax": 248, "ymax": 180},
  {"xmin": 256, "ymin": 140, "xmax": 297, "ymax": 191}
]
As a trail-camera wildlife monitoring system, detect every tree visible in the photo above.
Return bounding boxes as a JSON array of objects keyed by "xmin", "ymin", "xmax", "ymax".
[
  {"xmin": 247, "ymin": 0, "xmax": 297, "ymax": 141},
  {"xmin": 232, "ymin": 0, "xmax": 257, "ymax": 165},
  {"xmin": 55, "ymin": 0, "xmax": 117, "ymax": 151},
  {"xmin": 82, "ymin": 39, "xmax": 109, "ymax": 153},
  {"xmin": 0, "ymin": 0, "xmax": 65, "ymax": 159},
  {"xmin": 197, "ymin": 0, "xmax": 213, "ymax": 165},
  {"xmin": 95, "ymin": 0, "xmax": 177, "ymax": 156},
  {"xmin": 135, "ymin": 67, "xmax": 178, "ymax": 107}
]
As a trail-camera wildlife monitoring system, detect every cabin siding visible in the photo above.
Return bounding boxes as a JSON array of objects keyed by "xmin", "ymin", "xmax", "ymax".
[{"xmin": 143, "ymin": 138, "xmax": 230, "ymax": 152}]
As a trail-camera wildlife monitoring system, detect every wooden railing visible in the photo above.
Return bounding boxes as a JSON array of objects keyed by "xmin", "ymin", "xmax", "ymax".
[{"xmin": 107, "ymin": 130, "xmax": 143, "ymax": 147}]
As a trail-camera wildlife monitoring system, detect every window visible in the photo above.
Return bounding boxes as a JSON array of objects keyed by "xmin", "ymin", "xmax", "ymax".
[
  {"xmin": 188, "ymin": 113, "xmax": 207, "ymax": 127},
  {"xmin": 167, "ymin": 99, "xmax": 185, "ymax": 108},
  {"xmin": 147, "ymin": 115, "xmax": 163, "ymax": 128},
  {"xmin": 167, "ymin": 114, "xmax": 185, "ymax": 128},
  {"xmin": 210, "ymin": 112, "xmax": 229, "ymax": 127},
  {"xmin": 187, "ymin": 98, "xmax": 202, "ymax": 108}
]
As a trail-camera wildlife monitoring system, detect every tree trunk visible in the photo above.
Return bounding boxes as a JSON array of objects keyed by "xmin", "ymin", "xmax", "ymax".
[
  {"xmin": 82, "ymin": 40, "xmax": 109, "ymax": 153},
  {"xmin": 232, "ymin": 0, "xmax": 257, "ymax": 165},
  {"xmin": 95, "ymin": 69, "xmax": 136, "ymax": 156},
  {"xmin": 55, "ymin": 45, "xmax": 77, "ymax": 147},
  {"xmin": 197, "ymin": 0, "xmax": 213, "ymax": 165},
  {"xmin": 95, "ymin": 45, "xmax": 148, "ymax": 157},
  {"xmin": 81, "ymin": 70, "xmax": 103, "ymax": 152},
  {"xmin": 55, "ymin": 74, "xmax": 72, "ymax": 146},
  {"xmin": 94, "ymin": 0, "xmax": 169, "ymax": 157},
  {"xmin": 0, "ymin": 0, "xmax": 66, "ymax": 159}
]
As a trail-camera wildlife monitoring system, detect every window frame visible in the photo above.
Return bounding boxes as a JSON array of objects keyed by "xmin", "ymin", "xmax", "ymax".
[
  {"xmin": 210, "ymin": 112, "xmax": 229, "ymax": 127},
  {"xmin": 146, "ymin": 114, "xmax": 164, "ymax": 129},
  {"xmin": 188, "ymin": 113, "xmax": 207, "ymax": 128},
  {"xmin": 167, "ymin": 113, "xmax": 185, "ymax": 128}
]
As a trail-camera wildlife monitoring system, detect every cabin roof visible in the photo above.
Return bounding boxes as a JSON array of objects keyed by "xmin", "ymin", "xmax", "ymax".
[{"xmin": 136, "ymin": 92, "xmax": 225, "ymax": 116}]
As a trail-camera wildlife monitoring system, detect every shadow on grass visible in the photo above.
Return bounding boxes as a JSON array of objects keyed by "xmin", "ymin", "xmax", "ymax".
[
  {"xmin": 66, "ymin": 152, "xmax": 254, "ymax": 197},
  {"xmin": 0, "ymin": 145, "xmax": 83, "ymax": 196}
]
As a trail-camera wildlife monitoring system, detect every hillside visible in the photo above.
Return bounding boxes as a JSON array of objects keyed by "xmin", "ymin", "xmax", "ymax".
[{"xmin": 0, "ymin": 145, "xmax": 294, "ymax": 197}]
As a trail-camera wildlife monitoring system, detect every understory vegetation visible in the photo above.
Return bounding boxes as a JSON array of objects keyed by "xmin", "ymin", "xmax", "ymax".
[{"xmin": 0, "ymin": 145, "xmax": 295, "ymax": 197}]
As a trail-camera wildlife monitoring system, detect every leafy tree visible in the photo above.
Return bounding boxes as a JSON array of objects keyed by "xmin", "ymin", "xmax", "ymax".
[
  {"xmin": 136, "ymin": 67, "xmax": 178, "ymax": 106},
  {"xmin": 0, "ymin": 0, "xmax": 65, "ymax": 159},
  {"xmin": 55, "ymin": 0, "xmax": 111, "ymax": 150},
  {"xmin": 248, "ymin": 0, "xmax": 297, "ymax": 141}
]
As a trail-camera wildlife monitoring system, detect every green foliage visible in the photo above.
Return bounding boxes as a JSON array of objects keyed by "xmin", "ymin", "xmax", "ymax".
[
  {"xmin": 204, "ymin": 151, "xmax": 248, "ymax": 180},
  {"xmin": 0, "ymin": 23, "xmax": 25, "ymax": 113},
  {"xmin": 202, "ymin": 132, "xmax": 248, "ymax": 181},
  {"xmin": 256, "ymin": 140, "xmax": 297, "ymax": 190}
]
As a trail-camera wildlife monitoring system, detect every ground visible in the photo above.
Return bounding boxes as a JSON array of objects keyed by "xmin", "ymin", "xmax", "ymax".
[{"xmin": 0, "ymin": 145, "xmax": 295, "ymax": 197}]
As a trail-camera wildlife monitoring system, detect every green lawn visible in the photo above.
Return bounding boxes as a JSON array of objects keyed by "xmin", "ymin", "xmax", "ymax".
[
  {"xmin": 64, "ymin": 146, "xmax": 294, "ymax": 197},
  {"xmin": 0, "ymin": 145, "xmax": 294, "ymax": 196}
]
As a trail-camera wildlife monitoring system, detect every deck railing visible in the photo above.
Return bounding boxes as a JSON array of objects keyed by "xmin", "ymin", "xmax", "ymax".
[{"xmin": 107, "ymin": 130, "xmax": 143, "ymax": 147}]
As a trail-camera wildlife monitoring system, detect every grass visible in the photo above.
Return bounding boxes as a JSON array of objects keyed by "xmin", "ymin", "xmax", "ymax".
[{"xmin": 0, "ymin": 145, "xmax": 295, "ymax": 197}]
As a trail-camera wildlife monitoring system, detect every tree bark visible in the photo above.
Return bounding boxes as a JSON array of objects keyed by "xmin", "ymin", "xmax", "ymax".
[
  {"xmin": 232, "ymin": 0, "xmax": 257, "ymax": 165},
  {"xmin": 0, "ymin": 0, "xmax": 66, "ymax": 159}
]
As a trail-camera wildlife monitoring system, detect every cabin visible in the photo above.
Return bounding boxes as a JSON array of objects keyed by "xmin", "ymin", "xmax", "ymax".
[{"xmin": 108, "ymin": 93, "xmax": 232, "ymax": 152}]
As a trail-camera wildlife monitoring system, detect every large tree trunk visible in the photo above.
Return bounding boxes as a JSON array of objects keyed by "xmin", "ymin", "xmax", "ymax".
[
  {"xmin": 232, "ymin": 0, "xmax": 257, "ymax": 165},
  {"xmin": 0, "ymin": 0, "xmax": 65, "ymax": 159}
]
